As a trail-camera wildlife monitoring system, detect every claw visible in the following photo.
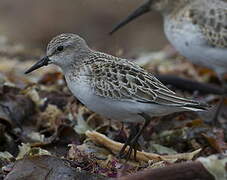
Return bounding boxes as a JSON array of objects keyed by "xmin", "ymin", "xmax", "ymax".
[
  {"xmin": 118, "ymin": 138, "xmax": 139, "ymax": 161},
  {"xmin": 117, "ymin": 116, "xmax": 151, "ymax": 161}
]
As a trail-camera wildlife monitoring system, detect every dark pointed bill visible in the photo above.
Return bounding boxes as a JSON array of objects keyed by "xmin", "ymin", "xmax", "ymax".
[
  {"xmin": 24, "ymin": 56, "xmax": 50, "ymax": 74},
  {"xmin": 109, "ymin": 0, "xmax": 152, "ymax": 35}
]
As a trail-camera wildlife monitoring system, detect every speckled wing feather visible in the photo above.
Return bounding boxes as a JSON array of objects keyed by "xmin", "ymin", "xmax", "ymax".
[
  {"xmin": 189, "ymin": 1, "xmax": 227, "ymax": 48},
  {"xmin": 88, "ymin": 52, "xmax": 200, "ymax": 107}
]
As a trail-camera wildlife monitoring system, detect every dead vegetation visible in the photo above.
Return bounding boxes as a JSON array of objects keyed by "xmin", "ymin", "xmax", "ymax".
[{"xmin": 0, "ymin": 36, "xmax": 226, "ymax": 180}]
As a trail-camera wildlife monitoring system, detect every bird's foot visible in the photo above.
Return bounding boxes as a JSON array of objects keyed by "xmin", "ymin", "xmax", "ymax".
[
  {"xmin": 117, "ymin": 137, "xmax": 140, "ymax": 161},
  {"xmin": 212, "ymin": 96, "xmax": 225, "ymax": 126}
]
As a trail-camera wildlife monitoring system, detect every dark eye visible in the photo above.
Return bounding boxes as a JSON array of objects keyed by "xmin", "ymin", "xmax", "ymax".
[{"xmin": 57, "ymin": 46, "xmax": 64, "ymax": 52}]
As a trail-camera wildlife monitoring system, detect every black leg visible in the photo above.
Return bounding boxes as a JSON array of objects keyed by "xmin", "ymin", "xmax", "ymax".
[
  {"xmin": 118, "ymin": 124, "xmax": 139, "ymax": 159},
  {"xmin": 120, "ymin": 122, "xmax": 124, "ymax": 132},
  {"xmin": 213, "ymin": 75, "xmax": 227, "ymax": 126},
  {"xmin": 212, "ymin": 97, "xmax": 225, "ymax": 126},
  {"xmin": 131, "ymin": 113, "xmax": 151, "ymax": 142},
  {"xmin": 118, "ymin": 113, "xmax": 151, "ymax": 161}
]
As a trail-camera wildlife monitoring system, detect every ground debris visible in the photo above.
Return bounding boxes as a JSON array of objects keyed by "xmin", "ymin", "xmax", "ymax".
[
  {"xmin": 85, "ymin": 130, "xmax": 201, "ymax": 163},
  {"xmin": 0, "ymin": 38, "xmax": 226, "ymax": 179},
  {"xmin": 4, "ymin": 155, "xmax": 106, "ymax": 180}
]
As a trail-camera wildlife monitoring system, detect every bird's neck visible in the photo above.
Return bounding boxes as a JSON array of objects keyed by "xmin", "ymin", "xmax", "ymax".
[
  {"xmin": 154, "ymin": 0, "xmax": 191, "ymax": 15},
  {"xmin": 61, "ymin": 49, "xmax": 95, "ymax": 77}
]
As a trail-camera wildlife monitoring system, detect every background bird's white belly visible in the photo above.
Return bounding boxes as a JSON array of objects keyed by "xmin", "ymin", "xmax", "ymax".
[
  {"xmin": 66, "ymin": 76, "xmax": 183, "ymax": 123},
  {"xmin": 164, "ymin": 19, "xmax": 227, "ymax": 74}
]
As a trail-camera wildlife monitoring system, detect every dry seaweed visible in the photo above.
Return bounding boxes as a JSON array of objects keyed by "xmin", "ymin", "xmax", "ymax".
[{"xmin": 0, "ymin": 36, "xmax": 226, "ymax": 179}]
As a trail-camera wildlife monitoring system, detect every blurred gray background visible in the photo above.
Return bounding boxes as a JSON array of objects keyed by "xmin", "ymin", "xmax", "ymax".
[{"xmin": 0, "ymin": 0, "xmax": 168, "ymax": 56}]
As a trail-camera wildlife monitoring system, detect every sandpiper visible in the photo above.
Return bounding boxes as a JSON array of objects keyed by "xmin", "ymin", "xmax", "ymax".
[
  {"xmin": 25, "ymin": 33, "xmax": 209, "ymax": 160},
  {"xmin": 110, "ymin": 0, "xmax": 227, "ymax": 122}
]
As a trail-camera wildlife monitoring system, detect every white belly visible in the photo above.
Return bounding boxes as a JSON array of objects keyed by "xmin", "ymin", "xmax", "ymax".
[
  {"xmin": 65, "ymin": 75, "xmax": 184, "ymax": 123},
  {"xmin": 164, "ymin": 18, "xmax": 227, "ymax": 75}
]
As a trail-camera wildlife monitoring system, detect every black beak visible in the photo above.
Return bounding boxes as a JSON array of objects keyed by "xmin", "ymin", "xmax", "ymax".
[
  {"xmin": 109, "ymin": 0, "xmax": 152, "ymax": 35},
  {"xmin": 24, "ymin": 56, "xmax": 50, "ymax": 74}
]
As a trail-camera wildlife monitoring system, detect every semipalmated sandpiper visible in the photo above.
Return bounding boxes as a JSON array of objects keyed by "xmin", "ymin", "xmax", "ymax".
[
  {"xmin": 110, "ymin": 0, "xmax": 227, "ymax": 122},
  {"xmin": 25, "ymin": 33, "xmax": 209, "ymax": 160}
]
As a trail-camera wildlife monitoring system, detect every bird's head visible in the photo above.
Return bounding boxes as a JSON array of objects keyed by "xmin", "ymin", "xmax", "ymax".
[
  {"xmin": 110, "ymin": 0, "xmax": 183, "ymax": 35},
  {"xmin": 25, "ymin": 33, "xmax": 90, "ymax": 74}
]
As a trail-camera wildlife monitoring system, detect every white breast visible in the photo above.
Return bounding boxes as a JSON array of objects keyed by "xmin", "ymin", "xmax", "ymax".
[
  {"xmin": 64, "ymin": 74, "xmax": 185, "ymax": 123},
  {"xmin": 164, "ymin": 18, "xmax": 227, "ymax": 75},
  {"xmin": 65, "ymin": 74, "xmax": 140, "ymax": 121}
]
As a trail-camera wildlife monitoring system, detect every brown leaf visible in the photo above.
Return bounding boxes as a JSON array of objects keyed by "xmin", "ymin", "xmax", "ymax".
[
  {"xmin": 5, "ymin": 155, "xmax": 106, "ymax": 180},
  {"xmin": 38, "ymin": 72, "xmax": 63, "ymax": 85},
  {"xmin": 202, "ymin": 128, "xmax": 227, "ymax": 153},
  {"xmin": 0, "ymin": 87, "xmax": 35, "ymax": 128}
]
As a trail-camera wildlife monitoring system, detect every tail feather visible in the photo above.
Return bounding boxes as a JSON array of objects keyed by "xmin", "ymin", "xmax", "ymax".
[
  {"xmin": 156, "ymin": 90, "xmax": 210, "ymax": 112},
  {"xmin": 183, "ymin": 101, "xmax": 210, "ymax": 111}
]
